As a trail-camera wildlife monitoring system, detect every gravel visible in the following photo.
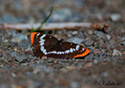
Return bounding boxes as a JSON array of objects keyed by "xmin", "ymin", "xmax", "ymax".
[{"xmin": 0, "ymin": 0, "xmax": 124, "ymax": 88}]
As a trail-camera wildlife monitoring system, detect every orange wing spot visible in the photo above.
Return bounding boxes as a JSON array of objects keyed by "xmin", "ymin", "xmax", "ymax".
[
  {"xmin": 31, "ymin": 32, "xmax": 38, "ymax": 45},
  {"xmin": 73, "ymin": 48, "xmax": 90, "ymax": 58}
]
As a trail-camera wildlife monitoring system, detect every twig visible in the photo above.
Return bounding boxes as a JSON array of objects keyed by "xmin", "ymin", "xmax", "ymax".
[{"xmin": 0, "ymin": 22, "xmax": 108, "ymax": 31}]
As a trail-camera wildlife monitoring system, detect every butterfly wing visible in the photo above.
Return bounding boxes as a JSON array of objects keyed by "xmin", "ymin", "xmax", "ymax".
[
  {"xmin": 61, "ymin": 42, "xmax": 89, "ymax": 58},
  {"xmin": 46, "ymin": 44, "xmax": 67, "ymax": 58},
  {"xmin": 31, "ymin": 32, "xmax": 59, "ymax": 57},
  {"xmin": 31, "ymin": 32, "xmax": 44, "ymax": 57},
  {"xmin": 31, "ymin": 32, "xmax": 89, "ymax": 58},
  {"xmin": 46, "ymin": 42, "xmax": 89, "ymax": 59}
]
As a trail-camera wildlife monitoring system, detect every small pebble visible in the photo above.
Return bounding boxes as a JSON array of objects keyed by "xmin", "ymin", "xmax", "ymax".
[
  {"xmin": 122, "ymin": 41, "xmax": 125, "ymax": 45},
  {"xmin": 96, "ymin": 57, "xmax": 104, "ymax": 62},
  {"xmin": 102, "ymin": 72, "xmax": 109, "ymax": 77},
  {"xmin": 110, "ymin": 14, "xmax": 121, "ymax": 22},
  {"xmin": 11, "ymin": 73, "xmax": 16, "ymax": 77},
  {"xmin": 94, "ymin": 59, "xmax": 98, "ymax": 64},
  {"xmin": 19, "ymin": 39, "xmax": 29, "ymax": 48},
  {"xmin": 113, "ymin": 49, "xmax": 122, "ymax": 56},
  {"xmin": 106, "ymin": 34, "xmax": 111, "ymax": 40},
  {"xmin": 122, "ymin": 51, "xmax": 125, "ymax": 55},
  {"xmin": 93, "ymin": 49, "xmax": 102, "ymax": 54},
  {"xmin": 14, "ymin": 48, "xmax": 18, "ymax": 52},
  {"xmin": 11, "ymin": 52, "xmax": 28, "ymax": 62},
  {"xmin": 25, "ymin": 48, "xmax": 33, "ymax": 55},
  {"xmin": 4, "ymin": 39, "xmax": 8, "ymax": 43},
  {"xmin": 48, "ymin": 59, "xmax": 54, "ymax": 63},
  {"xmin": 84, "ymin": 63, "xmax": 92, "ymax": 68},
  {"xmin": 100, "ymin": 49, "xmax": 106, "ymax": 56},
  {"xmin": 95, "ymin": 31, "xmax": 107, "ymax": 40},
  {"xmin": 66, "ymin": 37, "xmax": 83, "ymax": 44},
  {"xmin": 122, "ymin": 37, "xmax": 125, "ymax": 41},
  {"xmin": 88, "ymin": 30, "xmax": 93, "ymax": 35},
  {"xmin": 99, "ymin": 40, "xmax": 104, "ymax": 47},
  {"xmin": 66, "ymin": 66, "xmax": 76, "ymax": 71},
  {"xmin": 84, "ymin": 54, "xmax": 94, "ymax": 61},
  {"xmin": 70, "ymin": 81, "xmax": 79, "ymax": 88},
  {"xmin": 33, "ymin": 68, "xmax": 40, "ymax": 74},
  {"xmin": 85, "ymin": 39, "xmax": 94, "ymax": 46},
  {"xmin": 71, "ymin": 31, "xmax": 78, "ymax": 35},
  {"xmin": 67, "ymin": 34, "xmax": 72, "ymax": 37},
  {"xmin": 11, "ymin": 34, "xmax": 28, "ymax": 43}
]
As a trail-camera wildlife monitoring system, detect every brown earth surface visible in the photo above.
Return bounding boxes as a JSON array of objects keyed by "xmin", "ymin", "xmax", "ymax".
[{"xmin": 0, "ymin": 0, "xmax": 125, "ymax": 88}]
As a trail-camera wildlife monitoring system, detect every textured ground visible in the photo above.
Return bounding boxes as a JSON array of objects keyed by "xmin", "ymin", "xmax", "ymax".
[{"xmin": 0, "ymin": 0, "xmax": 125, "ymax": 88}]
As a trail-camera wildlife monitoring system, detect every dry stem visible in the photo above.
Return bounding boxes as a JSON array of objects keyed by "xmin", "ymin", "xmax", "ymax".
[{"xmin": 0, "ymin": 22, "xmax": 108, "ymax": 31}]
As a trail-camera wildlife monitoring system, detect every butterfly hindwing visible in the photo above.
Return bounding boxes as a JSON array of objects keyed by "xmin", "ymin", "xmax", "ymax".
[
  {"xmin": 46, "ymin": 44, "xmax": 67, "ymax": 58},
  {"xmin": 61, "ymin": 42, "xmax": 87, "ymax": 58}
]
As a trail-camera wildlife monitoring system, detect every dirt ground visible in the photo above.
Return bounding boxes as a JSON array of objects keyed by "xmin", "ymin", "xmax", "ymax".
[{"xmin": 0, "ymin": 0, "xmax": 125, "ymax": 88}]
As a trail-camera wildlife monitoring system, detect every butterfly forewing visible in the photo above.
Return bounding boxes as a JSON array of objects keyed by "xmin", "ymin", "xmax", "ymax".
[{"xmin": 31, "ymin": 33, "xmax": 45, "ymax": 57}]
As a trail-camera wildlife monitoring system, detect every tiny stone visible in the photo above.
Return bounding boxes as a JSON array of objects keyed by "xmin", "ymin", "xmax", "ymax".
[
  {"xmin": 122, "ymin": 37, "xmax": 125, "ymax": 41},
  {"xmin": 94, "ymin": 59, "xmax": 98, "ymax": 64},
  {"xmin": 11, "ymin": 52, "xmax": 17, "ymax": 57},
  {"xmin": 113, "ymin": 49, "xmax": 122, "ymax": 56},
  {"xmin": 106, "ymin": 34, "xmax": 111, "ymax": 40},
  {"xmin": 33, "ymin": 68, "xmax": 40, "ymax": 74},
  {"xmin": 11, "ymin": 73, "xmax": 16, "ymax": 77},
  {"xmin": 99, "ymin": 40, "xmax": 104, "ymax": 47},
  {"xmin": 11, "ymin": 52, "xmax": 28, "ymax": 62},
  {"xmin": 110, "ymin": 14, "xmax": 121, "ymax": 21},
  {"xmin": 93, "ymin": 49, "xmax": 102, "ymax": 54},
  {"xmin": 96, "ymin": 58, "xmax": 104, "ymax": 62},
  {"xmin": 71, "ymin": 31, "xmax": 78, "ymax": 35},
  {"xmin": 108, "ymin": 39, "xmax": 116, "ymax": 48},
  {"xmin": 48, "ymin": 59, "xmax": 54, "ymax": 63},
  {"xmin": 70, "ymin": 81, "xmax": 79, "ymax": 88},
  {"xmin": 84, "ymin": 63, "xmax": 92, "ymax": 68},
  {"xmin": 102, "ymin": 72, "xmax": 109, "ymax": 77},
  {"xmin": 122, "ymin": 41, "xmax": 125, "ymax": 45},
  {"xmin": 95, "ymin": 31, "xmax": 107, "ymax": 40},
  {"xmin": 14, "ymin": 48, "xmax": 18, "ymax": 52},
  {"xmin": 88, "ymin": 30, "xmax": 93, "ymax": 35},
  {"xmin": 54, "ymin": 60, "xmax": 58, "ymax": 64},
  {"xmin": 66, "ymin": 66, "xmax": 76, "ymax": 71},
  {"xmin": 66, "ymin": 37, "xmax": 83, "ymax": 44},
  {"xmin": 11, "ymin": 34, "xmax": 28, "ymax": 43},
  {"xmin": 19, "ymin": 39, "xmax": 29, "ymax": 48},
  {"xmin": 4, "ymin": 39, "xmax": 8, "ymax": 43},
  {"xmin": 122, "ymin": 52, "xmax": 125, "ymax": 55},
  {"xmin": 100, "ymin": 49, "xmax": 106, "ymax": 56},
  {"xmin": 67, "ymin": 34, "xmax": 72, "ymax": 37},
  {"xmin": 25, "ymin": 48, "xmax": 33, "ymax": 55}
]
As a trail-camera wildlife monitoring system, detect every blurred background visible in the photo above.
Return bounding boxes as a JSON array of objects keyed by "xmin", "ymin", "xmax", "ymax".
[
  {"xmin": 0, "ymin": 0, "xmax": 124, "ymax": 88},
  {"xmin": 0, "ymin": 0, "xmax": 124, "ymax": 23}
]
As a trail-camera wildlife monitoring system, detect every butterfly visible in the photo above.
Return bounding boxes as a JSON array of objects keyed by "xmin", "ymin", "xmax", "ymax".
[{"xmin": 31, "ymin": 32, "xmax": 89, "ymax": 59}]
